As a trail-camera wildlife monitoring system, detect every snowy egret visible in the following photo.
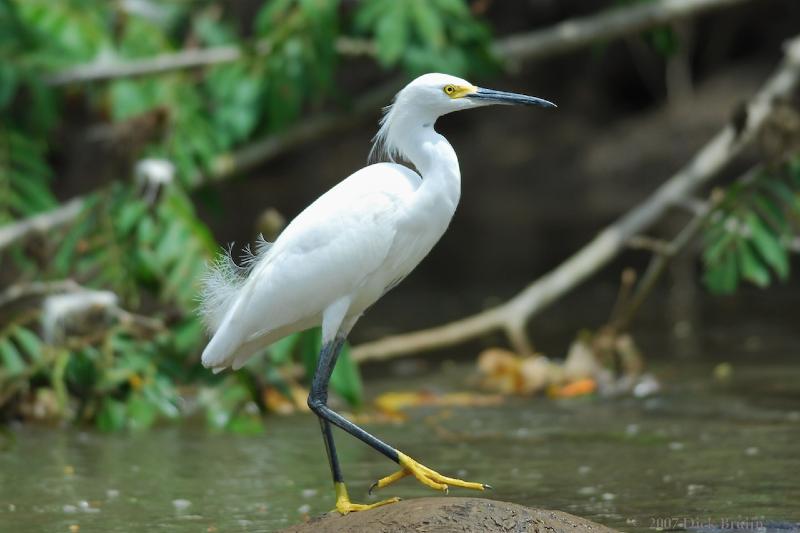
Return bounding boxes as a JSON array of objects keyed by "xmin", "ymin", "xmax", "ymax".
[{"xmin": 199, "ymin": 73, "xmax": 555, "ymax": 514}]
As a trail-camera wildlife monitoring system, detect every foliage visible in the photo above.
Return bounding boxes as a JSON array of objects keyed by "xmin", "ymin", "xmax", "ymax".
[
  {"xmin": 353, "ymin": 0, "xmax": 495, "ymax": 75},
  {"xmin": 702, "ymin": 161, "xmax": 800, "ymax": 294},
  {"xmin": 0, "ymin": 0, "xmax": 496, "ymax": 431}
]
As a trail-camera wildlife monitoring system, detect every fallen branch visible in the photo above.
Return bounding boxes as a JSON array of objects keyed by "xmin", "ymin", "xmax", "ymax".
[{"xmin": 351, "ymin": 35, "xmax": 800, "ymax": 363}]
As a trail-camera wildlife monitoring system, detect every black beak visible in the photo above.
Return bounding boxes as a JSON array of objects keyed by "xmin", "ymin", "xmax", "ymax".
[{"xmin": 466, "ymin": 87, "xmax": 556, "ymax": 108}]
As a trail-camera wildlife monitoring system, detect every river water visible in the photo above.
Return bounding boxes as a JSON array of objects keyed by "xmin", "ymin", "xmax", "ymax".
[{"xmin": 1, "ymin": 343, "xmax": 799, "ymax": 532}]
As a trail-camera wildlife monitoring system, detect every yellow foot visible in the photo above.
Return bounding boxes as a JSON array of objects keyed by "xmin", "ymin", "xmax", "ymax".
[
  {"xmin": 370, "ymin": 452, "xmax": 490, "ymax": 494},
  {"xmin": 334, "ymin": 482, "xmax": 400, "ymax": 515}
]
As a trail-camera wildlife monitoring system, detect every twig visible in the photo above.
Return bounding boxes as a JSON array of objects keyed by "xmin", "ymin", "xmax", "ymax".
[
  {"xmin": 627, "ymin": 236, "xmax": 674, "ymax": 255},
  {"xmin": 111, "ymin": 308, "xmax": 164, "ymax": 333},
  {"xmin": 351, "ymin": 35, "xmax": 800, "ymax": 363},
  {"xmin": 612, "ymin": 189, "xmax": 718, "ymax": 331}
]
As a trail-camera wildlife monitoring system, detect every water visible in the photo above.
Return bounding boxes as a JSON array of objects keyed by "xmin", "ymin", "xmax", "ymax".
[{"xmin": 1, "ymin": 355, "xmax": 799, "ymax": 532}]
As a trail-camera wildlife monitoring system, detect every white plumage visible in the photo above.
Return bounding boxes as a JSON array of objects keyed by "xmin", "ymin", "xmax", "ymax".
[{"xmin": 199, "ymin": 73, "xmax": 554, "ymax": 374}]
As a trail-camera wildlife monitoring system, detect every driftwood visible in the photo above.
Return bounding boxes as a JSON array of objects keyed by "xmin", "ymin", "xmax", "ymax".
[
  {"xmin": 351, "ymin": 35, "xmax": 800, "ymax": 362},
  {"xmin": 279, "ymin": 497, "xmax": 618, "ymax": 533},
  {"xmin": 0, "ymin": 0, "xmax": 758, "ymax": 253}
]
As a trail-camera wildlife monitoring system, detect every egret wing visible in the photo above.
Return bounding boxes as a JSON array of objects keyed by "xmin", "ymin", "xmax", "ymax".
[{"xmin": 201, "ymin": 168, "xmax": 414, "ymax": 370}]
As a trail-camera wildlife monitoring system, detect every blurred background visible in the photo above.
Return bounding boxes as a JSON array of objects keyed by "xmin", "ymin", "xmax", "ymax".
[{"xmin": 1, "ymin": 1, "xmax": 799, "ymax": 531}]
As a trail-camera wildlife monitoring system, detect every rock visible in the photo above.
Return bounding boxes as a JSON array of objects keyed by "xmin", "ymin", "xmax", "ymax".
[{"xmin": 279, "ymin": 497, "xmax": 618, "ymax": 533}]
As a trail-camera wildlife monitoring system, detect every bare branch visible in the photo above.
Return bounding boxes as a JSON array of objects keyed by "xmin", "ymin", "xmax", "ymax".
[
  {"xmin": 612, "ymin": 191, "xmax": 715, "ymax": 331},
  {"xmin": 0, "ymin": 279, "xmax": 164, "ymax": 336},
  {"xmin": 0, "ymin": 279, "xmax": 82, "ymax": 309},
  {"xmin": 497, "ymin": 0, "xmax": 754, "ymax": 63},
  {"xmin": 203, "ymin": 80, "xmax": 399, "ymax": 184},
  {"xmin": 46, "ymin": 0, "xmax": 753, "ymax": 85},
  {"xmin": 0, "ymin": 198, "xmax": 84, "ymax": 251},
  {"xmin": 45, "ymin": 37, "xmax": 376, "ymax": 86},
  {"xmin": 351, "ymin": 35, "xmax": 800, "ymax": 363}
]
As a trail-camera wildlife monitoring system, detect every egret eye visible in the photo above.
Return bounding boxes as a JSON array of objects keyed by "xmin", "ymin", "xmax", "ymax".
[{"xmin": 443, "ymin": 85, "xmax": 456, "ymax": 96}]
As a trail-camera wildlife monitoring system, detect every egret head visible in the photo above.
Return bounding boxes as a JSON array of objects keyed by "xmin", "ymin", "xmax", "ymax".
[
  {"xmin": 372, "ymin": 73, "xmax": 555, "ymax": 161},
  {"xmin": 399, "ymin": 72, "xmax": 555, "ymax": 114}
]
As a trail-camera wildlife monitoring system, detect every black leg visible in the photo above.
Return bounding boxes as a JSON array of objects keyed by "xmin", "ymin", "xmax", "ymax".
[
  {"xmin": 308, "ymin": 337, "xmax": 400, "ymax": 470},
  {"xmin": 318, "ymin": 418, "xmax": 344, "ymax": 483}
]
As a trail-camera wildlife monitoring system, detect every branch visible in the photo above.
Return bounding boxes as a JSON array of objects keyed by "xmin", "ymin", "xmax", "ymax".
[
  {"xmin": 46, "ymin": 0, "xmax": 752, "ymax": 85},
  {"xmin": 0, "ymin": 279, "xmax": 82, "ymax": 309},
  {"xmin": 202, "ymin": 80, "xmax": 399, "ymax": 185},
  {"xmin": 45, "ymin": 37, "xmax": 376, "ymax": 86},
  {"xmin": 351, "ymin": 35, "xmax": 800, "ymax": 363},
  {"xmin": 0, "ymin": 198, "xmax": 84, "ymax": 251},
  {"xmin": 1, "ymin": 0, "xmax": 763, "ymax": 248},
  {"xmin": 497, "ymin": 0, "xmax": 754, "ymax": 63},
  {"xmin": 0, "ymin": 80, "xmax": 400, "ymax": 253}
]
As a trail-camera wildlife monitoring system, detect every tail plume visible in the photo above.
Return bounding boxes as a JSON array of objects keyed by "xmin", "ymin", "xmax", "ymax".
[{"xmin": 198, "ymin": 235, "xmax": 273, "ymax": 334}]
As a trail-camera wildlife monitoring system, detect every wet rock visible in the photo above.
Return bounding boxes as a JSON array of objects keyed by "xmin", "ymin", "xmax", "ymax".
[{"xmin": 279, "ymin": 497, "xmax": 617, "ymax": 533}]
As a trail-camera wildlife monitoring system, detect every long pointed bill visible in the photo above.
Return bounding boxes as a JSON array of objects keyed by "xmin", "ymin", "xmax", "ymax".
[{"xmin": 466, "ymin": 87, "xmax": 556, "ymax": 108}]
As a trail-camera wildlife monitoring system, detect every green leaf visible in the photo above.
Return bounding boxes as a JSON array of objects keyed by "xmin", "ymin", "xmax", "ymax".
[
  {"xmin": 410, "ymin": 0, "xmax": 445, "ymax": 50},
  {"xmin": 227, "ymin": 412, "xmax": 264, "ymax": 435},
  {"xmin": 201, "ymin": 379, "xmax": 254, "ymax": 432},
  {"xmin": 142, "ymin": 377, "xmax": 180, "ymax": 419},
  {"xmin": 746, "ymin": 212, "xmax": 789, "ymax": 280},
  {"xmin": 52, "ymin": 350, "xmax": 70, "ymax": 410},
  {"xmin": 297, "ymin": 328, "xmax": 362, "ymax": 407},
  {"xmin": 116, "ymin": 201, "xmax": 148, "ymax": 236},
  {"xmin": 10, "ymin": 326, "xmax": 42, "ymax": 362},
  {"xmin": 330, "ymin": 343, "xmax": 363, "ymax": 407},
  {"xmin": 172, "ymin": 317, "xmax": 204, "ymax": 355},
  {"xmin": 299, "ymin": 327, "xmax": 322, "ymax": 379},
  {"xmin": 0, "ymin": 62, "xmax": 18, "ymax": 109},
  {"xmin": 752, "ymin": 192, "xmax": 788, "ymax": 234},
  {"xmin": 374, "ymin": 2, "xmax": 408, "ymax": 65},
  {"xmin": 127, "ymin": 393, "xmax": 157, "ymax": 431},
  {"xmin": 0, "ymin": 337, "xmax": 25, "ymax": 376},
  {"xmin": 96, "ymin": 398, "xmax": 127, "ymax": 432},
  {"xmin": 736, "ymin": 240, "xmax": 770, "ymax": 288},
  {"xmin": 764, "ymin": 179, "xmax": 800, "ymax": 212},
  {"xmin": 702, "ymin": 222, "xmax": 736, "ymax": 265},
  {"xmin": 269, "ymin": 332, "xmax": 300, "ymax": 365},
  {"xmin": 704, "ymin": 252, "xmax": 738, "ymax": 294}
]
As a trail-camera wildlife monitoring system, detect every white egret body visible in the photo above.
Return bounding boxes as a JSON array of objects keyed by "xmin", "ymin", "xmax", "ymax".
[{"xmin": 199, "ymin": 73, "xmax": 554, "ymax": 513}]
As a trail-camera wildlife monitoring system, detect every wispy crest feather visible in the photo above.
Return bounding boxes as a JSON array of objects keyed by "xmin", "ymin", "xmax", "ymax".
[
  {"xmin": 198, "ymin": 234, "xmax": 273, "ymax": 333},
  {"xmin": 368, "ymin": 97, "xmax": 401, "ymax": 164}
]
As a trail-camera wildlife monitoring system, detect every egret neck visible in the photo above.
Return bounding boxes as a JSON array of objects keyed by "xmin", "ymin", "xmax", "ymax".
[{"xmin": 388, "ymin": 110, "xmax": 462, "ymax": 223}]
